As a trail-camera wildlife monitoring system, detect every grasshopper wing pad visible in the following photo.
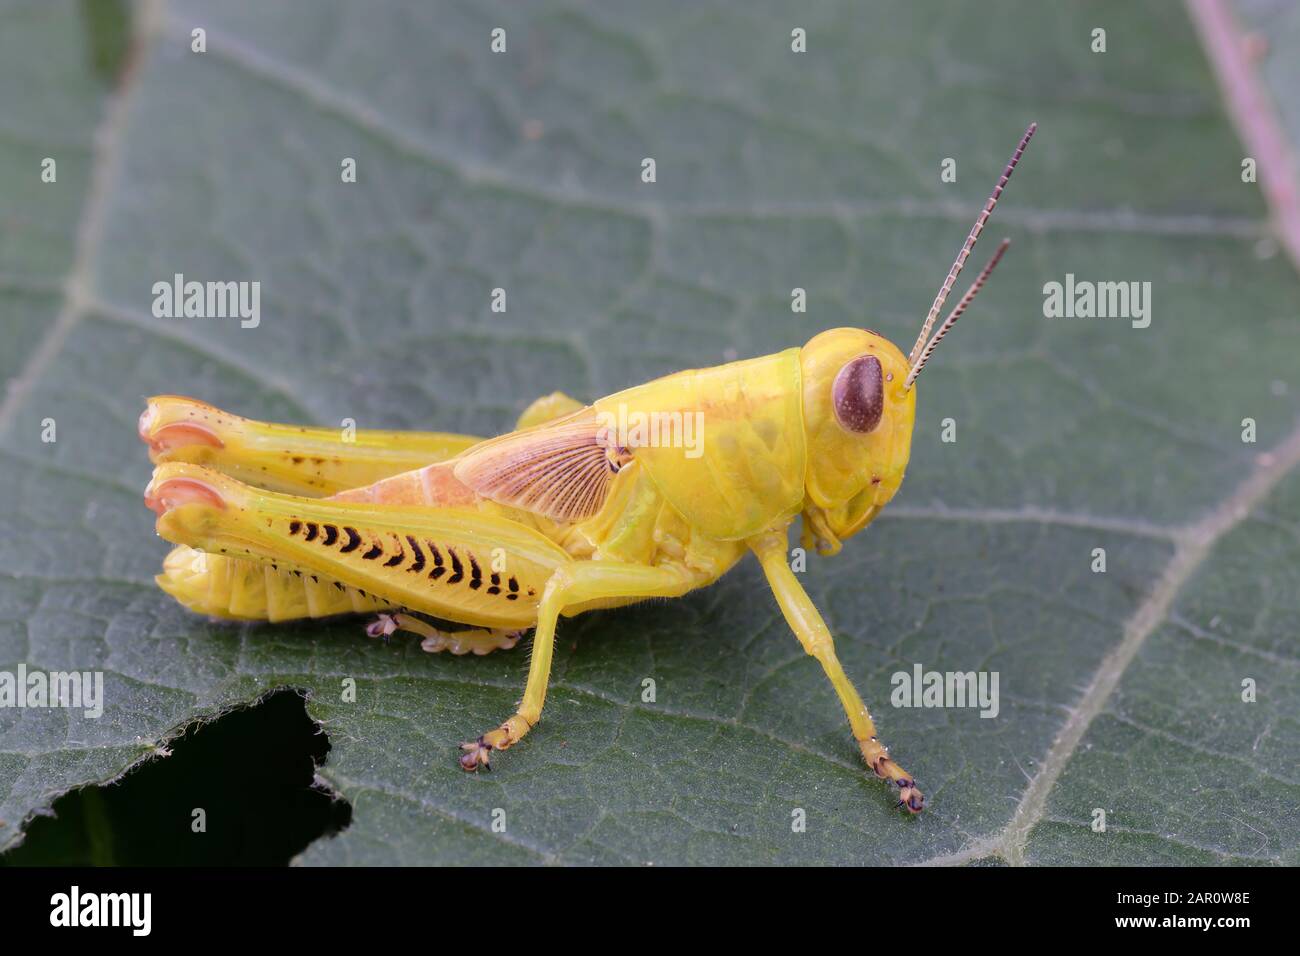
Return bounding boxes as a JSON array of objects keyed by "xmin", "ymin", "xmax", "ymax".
[{"xmin": 453, "ymin": 412, "xmax": 613, "ymax": 522}]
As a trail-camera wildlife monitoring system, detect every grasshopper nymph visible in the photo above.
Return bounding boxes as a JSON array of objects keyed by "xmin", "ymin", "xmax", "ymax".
[{"xmin": 140, "ymin": 125, "xmax": 1036, "ymax": 814}]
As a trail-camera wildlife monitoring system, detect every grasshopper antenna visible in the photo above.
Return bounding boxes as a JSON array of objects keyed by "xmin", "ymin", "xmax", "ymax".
[
  {"xmin": 906, "ymin": 122, "xmax": 1037, "ymax": 373},
  {"xmin": 904, "ymin": 237, "xmax": 1009, "ymax": 389}
]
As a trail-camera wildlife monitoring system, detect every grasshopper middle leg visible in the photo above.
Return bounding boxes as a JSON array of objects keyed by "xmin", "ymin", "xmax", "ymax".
[
  {"xmin": 366, "ymin": 612, "xmax": 523, "ymax": 655},
  {"xmin": 458, "ymin": 561, "xmax": 696, "ymax": 771}
]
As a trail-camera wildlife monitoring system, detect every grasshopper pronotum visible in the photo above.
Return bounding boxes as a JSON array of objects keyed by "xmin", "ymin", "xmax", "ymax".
[{"xmin": 140, "ymin": 125, "xmax": 1036, "ymax": 814}]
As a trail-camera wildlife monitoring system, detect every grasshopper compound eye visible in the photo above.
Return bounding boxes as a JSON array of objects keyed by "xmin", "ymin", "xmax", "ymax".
[{"xmin": 832, "ymin": 354, "xmax": 884, "ymax": 433}]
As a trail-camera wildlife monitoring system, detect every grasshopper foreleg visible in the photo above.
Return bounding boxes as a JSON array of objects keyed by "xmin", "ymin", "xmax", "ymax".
[{"xmin": 749, "ymin": 529, "xmax": 925, "ymax": 814}]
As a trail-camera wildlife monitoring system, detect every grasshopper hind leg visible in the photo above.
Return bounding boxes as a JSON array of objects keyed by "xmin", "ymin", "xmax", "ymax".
[
  {"xmin": 139, "ymin": 392, "xmax": 587, "ymax": 497},
  {"xmin": 366, "ymin": 612, "xmax": 524, "ymax": 656}
]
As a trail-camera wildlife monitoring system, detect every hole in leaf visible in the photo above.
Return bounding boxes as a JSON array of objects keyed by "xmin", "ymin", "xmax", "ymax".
[{"xmin": 0, "ymin": 689, "xmax": 351, "ymax": 866}]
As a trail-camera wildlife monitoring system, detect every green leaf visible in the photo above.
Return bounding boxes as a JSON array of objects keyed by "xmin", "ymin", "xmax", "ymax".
[{"xmin": 1, "ymin": 0, "xmax": 1296, "ymax": 865}]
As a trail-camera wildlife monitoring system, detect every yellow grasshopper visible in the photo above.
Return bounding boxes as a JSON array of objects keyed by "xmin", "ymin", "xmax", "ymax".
[{"xmin": 140, "ymin": 125, "xmax": 1036, "ymax": 814}]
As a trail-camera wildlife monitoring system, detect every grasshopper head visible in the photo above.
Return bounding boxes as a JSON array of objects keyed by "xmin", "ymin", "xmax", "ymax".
[
  {"xmin": 798, "ymin": 123, "xmax": 1036, "ymax": 554},
  {"xmin": 799, "ymin": 328, "xmax": 915, "ymax": 552}
]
